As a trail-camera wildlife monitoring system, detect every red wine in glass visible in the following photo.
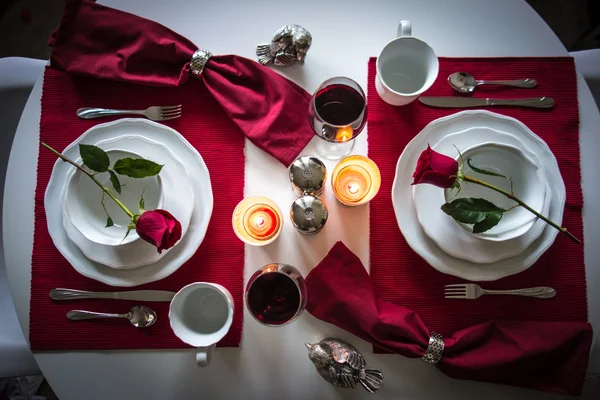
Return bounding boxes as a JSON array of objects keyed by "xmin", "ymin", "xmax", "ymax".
[
  {"xmin": 314, "ymin": 84, "xmax": 366, "ymax": 127},
  {"xmin": 246, "ymin": 264, "xmax": 306, "ymax": 326}
]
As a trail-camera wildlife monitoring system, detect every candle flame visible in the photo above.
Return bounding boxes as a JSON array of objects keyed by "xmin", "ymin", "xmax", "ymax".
[
  {"xmin": 335, "ymin": 126, "xmax": 353, "ymax": 142},
  {"xmin": 254, "ymin": 216, "xmax": 265, "ymax": 227},
  {"xmin": 348, "ymin": 182, "xmax": 360, "ymax": 194}
]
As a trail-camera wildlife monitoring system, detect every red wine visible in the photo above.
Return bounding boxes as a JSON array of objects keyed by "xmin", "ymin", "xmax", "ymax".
[
  {"xmin": 315, "ymin": 84, "xmax": 365, "ymax": 125},
  {"xmin": 247, "ymin": 272, "xmax": 301, "ymax": 325}
]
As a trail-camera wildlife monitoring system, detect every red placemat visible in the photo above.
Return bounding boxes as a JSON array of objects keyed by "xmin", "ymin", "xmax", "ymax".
[
  {"xmin": 368, "ymin": 57, "xmax": 586, "ymax": 339},
  {"xmin": 30, "ymin": 67, "xmax": 245, "ymax": 350}
]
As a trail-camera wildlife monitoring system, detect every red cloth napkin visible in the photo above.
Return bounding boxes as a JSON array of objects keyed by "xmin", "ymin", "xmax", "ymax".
[
  {"xmin": 30, "ymin": 68, "xmax": 244, "ymax": 350},
  {"xmin": 368, "ymin": 57, "xmax": 587, "ymax": 335},
  {"xmin": 306, "ymin": 242, "xmax": 593, "ymax": 395},
  {"xmin": 48, "ymin": 0, "xmax": 313, "ymax": 166}
]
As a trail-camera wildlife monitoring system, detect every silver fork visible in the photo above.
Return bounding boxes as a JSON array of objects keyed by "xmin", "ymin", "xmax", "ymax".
[
  {"xmin": 76, "ymin": 105, "xmax": 182, "ymax": 121},
  {"xmin": 444, "ymin": 284, "xmax": 556, "ymax": 299}
]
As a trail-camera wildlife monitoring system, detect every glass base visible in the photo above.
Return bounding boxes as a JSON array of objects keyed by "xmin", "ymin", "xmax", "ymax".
[{"xmin": 315, "ymin": 139, "xmax": 354, "ymax": 160}]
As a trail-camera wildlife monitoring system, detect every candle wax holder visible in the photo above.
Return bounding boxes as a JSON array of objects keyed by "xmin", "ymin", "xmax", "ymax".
[
  {"xmin": 331, "ymin": 155, "xmax": 381, "ymax": 206},
  {"xmin": 232, "ymin": 196, "xmax": 283, "ymax": 246}
]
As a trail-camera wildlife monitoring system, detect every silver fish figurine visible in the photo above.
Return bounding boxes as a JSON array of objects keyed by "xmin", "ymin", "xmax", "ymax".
[
  {"xmin": 305, "ymin": 338, "xmax": 384, "ymax": 393},
  {"xmin": 256, "ymin": 24, "xmax": 312, "ymax": 67}
]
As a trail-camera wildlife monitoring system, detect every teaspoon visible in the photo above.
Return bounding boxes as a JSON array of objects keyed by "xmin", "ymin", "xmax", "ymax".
[
  {"xmin": 66, "ymin": 305, "xmax": 157, "ymax": 328},
  {"xmin": 448, "ymin": 72, "xmax": 537, "ymax": 93}
]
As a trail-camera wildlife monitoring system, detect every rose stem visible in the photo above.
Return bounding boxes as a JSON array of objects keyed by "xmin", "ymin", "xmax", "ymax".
[
  {"xmin": 41, "ymin": 142, "xmax": 135, "ymax": 219},
  {"xmin": 463, "ymin": 175, "xmax": 581, "ymax": 245}
]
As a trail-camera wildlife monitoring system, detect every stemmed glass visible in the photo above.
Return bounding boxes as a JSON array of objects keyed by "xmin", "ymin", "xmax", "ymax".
[
  {"xmin": 308, "ymin": 77, "xmax": 367, "ymax": 160},
  {"xmin": 245, "ymin": 264, "xmax": 307, "ymax": 326}
]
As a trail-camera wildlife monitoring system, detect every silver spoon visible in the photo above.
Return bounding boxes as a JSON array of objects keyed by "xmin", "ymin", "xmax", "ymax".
[
  {"xmin": 66, "ymin": 305, "xmax": 157, "ymax": 328},
  {"xmin": 448, "ymin": 72, "xmax": 537, "ymax": 93}
]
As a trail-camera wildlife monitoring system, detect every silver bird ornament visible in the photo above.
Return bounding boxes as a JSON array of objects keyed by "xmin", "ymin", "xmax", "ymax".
[
  {"xmin": 256, "ymin": 24, "xmax": 312, "ymax": 67},
  {"xmin": 305, "ymin": 338, "xmax": 384, "ymax": 393}
]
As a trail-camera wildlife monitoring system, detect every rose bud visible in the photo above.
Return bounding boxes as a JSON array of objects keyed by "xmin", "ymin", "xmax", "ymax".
[
  {"xmin": 136, "ymin": 209, "xmax": 182, "ymax": 253},
  {"xmin": 412, "ymin": 145, "xmax": 459, "ymax": 188}
]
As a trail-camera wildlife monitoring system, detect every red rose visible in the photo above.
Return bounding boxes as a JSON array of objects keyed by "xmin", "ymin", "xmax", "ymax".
[
  {"xmin": 412, "ymin": 145, "xmax": 459, "ymax": 188},
  {"xmin": 136, "ymin": 209, "xmax": 182, "ymax": 253}
]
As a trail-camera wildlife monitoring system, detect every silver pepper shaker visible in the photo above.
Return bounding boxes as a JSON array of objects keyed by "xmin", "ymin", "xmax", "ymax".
[
  {"xmin": 289, "ymin": 156, "xmax": 327, "ymax": 196},
  {"xmin": 290, "ymin": 194, "xmax": 328, "ymax": 235}
]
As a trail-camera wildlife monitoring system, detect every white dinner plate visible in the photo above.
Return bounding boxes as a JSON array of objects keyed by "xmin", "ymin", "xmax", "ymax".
[
  {"xmin": 61, "ymin": 134, "xmax": 195, "ymax": 270},
  {"xmin": 45, "ymin": 119, "xmax": 213, "ymax": 286},
  {"xmin": 392, "ymin": 110, "xmax": 565, "ymax": 281},
  {"xmin": 413, "ymin": 129, "xmax": 552, "ymax": 263}
]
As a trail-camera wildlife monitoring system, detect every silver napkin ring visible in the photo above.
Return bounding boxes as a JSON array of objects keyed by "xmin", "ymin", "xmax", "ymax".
[
  {"xmin": 421, "ymin": 331, "xmax": 444, "ymax": 364},
  {"xmin": 190, "ymin": 49, "xmax": 213, "ymax": 77}
]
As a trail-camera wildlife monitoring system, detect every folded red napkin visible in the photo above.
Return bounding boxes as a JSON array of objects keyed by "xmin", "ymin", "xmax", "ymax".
[
  {"xmin": 306, "ymin": 242, "xmax": 593, "ymax": 395},
  {"xmin": 48, "ymin": 0, "xmax": 313, "ymax": 166}
]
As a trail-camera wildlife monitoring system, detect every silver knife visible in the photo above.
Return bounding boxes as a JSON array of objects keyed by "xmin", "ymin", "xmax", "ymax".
[
  {"xmin": 50, "ymin": 288, "xmax": 176, "ymax": 302},
  {"xmin": 419, "ymin": 96, "xmax": 554, "ymax": 109}
]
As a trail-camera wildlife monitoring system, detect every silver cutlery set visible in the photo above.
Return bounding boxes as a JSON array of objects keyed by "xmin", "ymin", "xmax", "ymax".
[
  {"xmin": 51, "ymin": 288, "xmax": 176, "ymax": 328},
  {"xmin": 419, "ymin": 71, "xmax": 554, "ymax": 109},
  {"xmin": 53, "ymin": 283, "xmax": 556, "ymax": 327},
  {"xmin": 74, "ymin": 71, "xmax": 548, "ymax": 123}
]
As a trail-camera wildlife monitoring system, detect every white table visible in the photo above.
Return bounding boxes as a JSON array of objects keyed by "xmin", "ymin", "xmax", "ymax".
[{"xmin": 4, "ymin": 0, "xmax": 600, "ymax": 399}]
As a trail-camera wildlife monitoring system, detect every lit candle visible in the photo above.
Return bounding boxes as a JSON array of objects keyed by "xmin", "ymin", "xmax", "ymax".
[
  {"xmin": 232, "ymin": 196, "xmax": 283, "ymax": 246},
  {"xmin": 331, "ymin": 155, "xmax": 381, "ymax": 206}
]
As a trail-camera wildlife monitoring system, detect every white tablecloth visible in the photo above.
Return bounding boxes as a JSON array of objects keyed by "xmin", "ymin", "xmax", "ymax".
[{"xmin": 4, "ymin": 0, "xmax": 600, "ymax": 398}]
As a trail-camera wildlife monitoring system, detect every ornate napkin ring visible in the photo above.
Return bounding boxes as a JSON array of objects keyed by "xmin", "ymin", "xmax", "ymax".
[
  {"xmin": 421, "ymin": 331, "xmax": 444, "ymax": 364},
  {"xmin": 190, "ymin": 49, "xmax": 213, "ymax": 77}
]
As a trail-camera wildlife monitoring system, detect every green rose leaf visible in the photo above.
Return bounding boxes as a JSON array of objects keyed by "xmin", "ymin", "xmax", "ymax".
[
  {"xmin": 105, "ymin": 216, "xmax": 114, "ymax": 228},
  {"xmin": 441, "ymin": 197, "xmax": 505, "ymax": 233},
  {"xmin": 79, "ymin": 144, "xmax": 110, "ymax": 173},
  {"xmin": 467, "ymin": 159, "xmax": 509, "ymax": 179},
  {"xmin": 108, "ymin": 170, "xmax": 121, "ymax": 194},
  {"xmin": 113, "ymin": 158, "xmax": 163, "ymax": 178},
  {"xmin": 473, "ymin": 211, "xmax": 503, "ymax": 233}
]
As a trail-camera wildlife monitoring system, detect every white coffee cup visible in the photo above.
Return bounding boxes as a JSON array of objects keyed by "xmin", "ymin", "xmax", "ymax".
[
  {"xmin": 169, "ymin": 282, "xmax": 234, "ymax": 366},
  {"xmin": 375, "ymin": 21, "xmax": 439, "ymax": 106}
]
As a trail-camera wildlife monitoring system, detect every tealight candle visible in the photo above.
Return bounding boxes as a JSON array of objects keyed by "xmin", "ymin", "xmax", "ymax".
[
  {"xmin": 331, "ymin": 155, "xmax": 381, "ymax": 206},
  {"xmin": 232, "ymin": 196, "xmax": 283, "ymax": 246}
]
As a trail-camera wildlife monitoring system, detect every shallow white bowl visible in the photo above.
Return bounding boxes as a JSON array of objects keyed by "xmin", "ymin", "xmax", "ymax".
[
  {"xmin": 444, "ymin": 141, "xmax": 547, "ymax": 241},
  {"xmin": 64, "ymin": 149, "xmax": 163, "ymax": 246}
]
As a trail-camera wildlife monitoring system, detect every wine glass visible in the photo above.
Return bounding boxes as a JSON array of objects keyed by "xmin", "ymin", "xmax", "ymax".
[
  {"xmin": 245, "ymin": 263, "xmax": 307, "ymax": 326},
  {"xmin": 308, "ymin": 77, "xmax": 367, "ymax": 160}
]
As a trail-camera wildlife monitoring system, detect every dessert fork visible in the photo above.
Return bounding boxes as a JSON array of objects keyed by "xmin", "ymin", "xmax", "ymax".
[
  {"xmin": 76, "ymin": 104, "xmax": 182, "ymax": 121},
  {"xmin": 444, "ymin": 284, "xmax": 556, "ymax": 299}
]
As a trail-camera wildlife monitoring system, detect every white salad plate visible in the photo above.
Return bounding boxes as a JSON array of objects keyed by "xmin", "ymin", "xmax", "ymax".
[
  {"xmin": 393, "ymin": 110, "xmax": 565, "ymax": 281},
  {"xmin": 413, "ymin": 132, "xmax": 552, "ymax": 264},
  {"xmin": 45, "ymin": 119, "xmax": 213, "ymax": 286},
  {"xmin": 61, "ymin": 134, "xmax": 195, "ymax": 270}
]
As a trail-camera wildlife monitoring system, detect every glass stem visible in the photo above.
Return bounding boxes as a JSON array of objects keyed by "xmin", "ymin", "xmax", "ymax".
[
  {"xmin": 41, "ymin": 142, "xmax": 135, "ymax": 219},
  {"xmin": 463, "ymin": 175, "xmax": 580, "ymax": 245}
]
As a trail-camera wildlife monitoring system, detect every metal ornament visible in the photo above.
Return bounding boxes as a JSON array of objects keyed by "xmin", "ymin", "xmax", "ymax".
[
  {"xmin": 421, "ymin": 331, "xmax": 444, "ymax": 364},
  {"xmin": 256, "ymin": 24, "xmax": 312, "ymax": 67},
  {"xmin": 306, "ymin": 338, "xmax": 384, "ymax": 393},
  {"xmin": 190, "ymin": 49, "xmax": 213, "ymax": 77},
  {"xmin": 290, "ymin": 195, "xmax": 328, "ymax": 235},
  {"xmin": 289, "ymin": 156, "xmax": 327, "ymax": 196}
]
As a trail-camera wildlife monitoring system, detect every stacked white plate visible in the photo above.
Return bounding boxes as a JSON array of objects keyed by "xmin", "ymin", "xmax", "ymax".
[
  {"xmin": 392, "ymin": 110, "xmax": 565, "ymax": 281},
  {"xmin": 45, "ymin": 119, "xmax": 213, "ymax": 286}
]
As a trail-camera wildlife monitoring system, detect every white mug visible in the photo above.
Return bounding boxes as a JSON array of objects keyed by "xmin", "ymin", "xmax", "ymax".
[
  {"xmin": 375, "ymin": 21, "xmax": 439, "ymax": 106},
  {"xmin": 169, "ymin": 282, "xmax": 234, "ymax": 366}
]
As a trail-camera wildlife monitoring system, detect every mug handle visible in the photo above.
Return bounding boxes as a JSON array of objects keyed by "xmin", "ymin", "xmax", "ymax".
[
  {"xmin": 196, "ymin": 344, "xmax": 215, "ymax": 366},
  {"xmin": 397, "ymin": 20, "xmax": 412, "ymax": 37}
]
